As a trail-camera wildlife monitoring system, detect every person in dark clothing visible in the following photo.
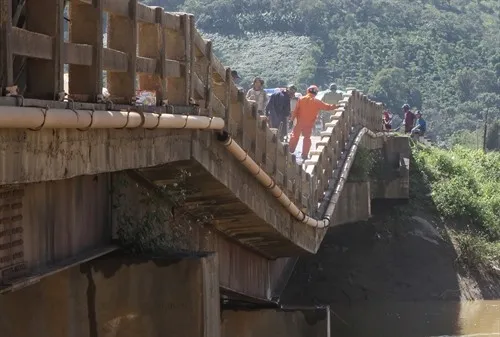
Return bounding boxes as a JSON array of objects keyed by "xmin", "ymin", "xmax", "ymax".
[
  {"xmin": 230, "ymin": 70, "xmax": 245, "ymax": 92},
  {"xmin": 411, "ymin": 110, "xmax": 427, "ymax": 140},
  {"xmin": 266, "ymin": 84, "xmax": 297, "ymax": 140},
  {"xmin": 231, "ymin": 70, "xmax": 240, "ymax": 82},
  {"xmin": 402, "ymin": 103, "xmax": 416, "ymax": 133}
]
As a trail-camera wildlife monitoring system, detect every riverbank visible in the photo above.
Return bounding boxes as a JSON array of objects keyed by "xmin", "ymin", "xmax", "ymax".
[{"xmin": 281, "ymin": 143, "xmax": 500, "ymax": 335}]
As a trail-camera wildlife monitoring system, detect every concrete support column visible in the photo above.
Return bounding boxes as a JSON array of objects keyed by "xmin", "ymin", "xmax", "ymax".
[{"xmin": 0, "ymin": 254, "xmax": 221, "ymax": 337}]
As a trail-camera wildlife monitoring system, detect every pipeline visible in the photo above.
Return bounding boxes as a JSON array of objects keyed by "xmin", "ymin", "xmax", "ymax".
[
  {"xmin": 217, "ymin": 128, "xmax": 386, "ymax": 228},
  {"xmin": 0, "ymin": 104, "xmax": 386, "ymax": 229},
  {"xmin": 0, "ymin": 106, "xmax": 225, "ymax": 130}
]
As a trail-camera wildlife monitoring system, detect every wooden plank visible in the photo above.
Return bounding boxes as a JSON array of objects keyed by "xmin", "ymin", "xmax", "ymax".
[
  {"xmin": 64, "ymin": 43, "xmax": 93, "ymax": 66},
  {"xmin": 0, "ymin": 0, "xmax": 13, "ymax": 87},
  {"xmin": 24, "ymin": 0, "xmax": 63, "ymax": 99},
  {"xmin": 164, "ymin": 15, "xmax": 186, "ymax": 104},
  {"xmin": 79, "ymin": 0, "xmax": 128, "ymax": 17},
  {"xmin": 301, "ymin": 170, "xmax": 310, "ymax": 212},
  {"xmin": 11, "ymin": 28, "xmax": 52, "ymax": 60},
  {"xmin": 238, "ymin": 93, "xmax": 245, "ymax": 146},
  {"xmin": 182, "ymin": 14, "xmax": 191, "ymax": 104},
  {"xmin": 193, "ymin": 72, "xmax": 205, "ymax": 99},
  {"xmin": 80, "ymin": 0, "xmax": 169, "ymax": 26},
  {"xmin": 265, "ymin": 128, "xmax": 277, "ymax": 176},
  {"xmin": 286, "ymin": 152, "xmax": 297, "ymax": 204},
  {"xmin": 184, "ymin": 14, "xmax": 194, "ymax": 104},
  {"xmin": 165, "ymin": 59, "xmax": 182, "ymax": 77},
  {"xmin": 136, "ymin": 2, "xmax": 156, "ymax": 24},
  {"xmin": 211, "ymin": 55, "xmax": 225, "ymax": 82},
  {"xmin": 189, "ymin": 15, "xmax": 195, "ymax": 103},
  {"xmin": 275, "ymin": 142, "xmax": 286, "ymax": 188},
  {"xmin": 205, "ymin": 41, "xmax": 212, "ymax": 114},
  {"xmin": 229, "ymin": 80, "xmax": 239, "ymax": 103},
  {"xmin": 107, "ymin": 0, "xmax": 137, "ymax": 101},
  {"xmin": 255, "ymin": 110, "xmax": 266, "ymax": 167},
  {"xmin": 103, "ymin": 47, "xmax": 127, "ymax": 72},
  {"xmin": 243, "ymin": 100, "xmax": 257, "ymax": 158},
  {"xmin": 55, "ymin": 0, "xmax": 65, "ymax": 96},
  {"xmin": 164, "ymin": 12, "xmax": 181, "ymax": 31},
  {"xmin": 136, "ymin": 56, "xmax": 156, "ymax": 74},
  {"xmin": 156, "ymin": 8, "xmax": 167, "ymax": 104},
  {"xmin": 137, "ymin": 10, "xmax": 161, "ymax": 101},
  {"xmin": 225, "ymin": 68, "xmax": 231, "ymax": 126},
  {"xmin": 68, "ymin": 0, "xmax": 104, "ymax": 100},
  {"xmin": 193, "ymin": 30, "xmax": 206, "ymax": 56},
  {"xmin": 137, "ymin": 6, "xmax": 166, "ymax": 100},
  {"xmin": 211, "ymin": 94, "xmax": 225, "ymax": 119}
]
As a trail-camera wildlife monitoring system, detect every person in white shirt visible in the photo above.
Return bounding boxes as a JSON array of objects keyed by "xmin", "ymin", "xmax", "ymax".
[{"xmin": 246, "ymin": 77, "xmax": 268, "ymax": 115}]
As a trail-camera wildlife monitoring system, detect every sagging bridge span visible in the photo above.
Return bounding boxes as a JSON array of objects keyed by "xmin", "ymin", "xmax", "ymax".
[{"xmin": 0, "ymin": 0, "xmax": 409, "ymax": 335}]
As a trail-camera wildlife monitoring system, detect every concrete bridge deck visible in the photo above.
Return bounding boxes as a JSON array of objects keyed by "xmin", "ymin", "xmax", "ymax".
[{"xmin": 0, "ymin": 0, "xmax": 410, "ymax": 335}]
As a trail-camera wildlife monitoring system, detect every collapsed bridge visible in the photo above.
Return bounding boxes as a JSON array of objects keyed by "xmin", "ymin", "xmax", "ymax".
[{"xmin": 0, "ymin": 0, "xmax": 409, "ymax": 335}]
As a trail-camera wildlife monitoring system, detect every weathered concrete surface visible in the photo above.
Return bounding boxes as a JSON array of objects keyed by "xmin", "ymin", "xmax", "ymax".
[
  {"xmin": 0, "ymin": 174, "xmax": 111, "ymax": 285},
  {"xmin": 0, "ymin": 128, "xmax": 191, "ymax": 185},
  {"xmin": 332, "ymin": 182, "xmax": 371, "ymax": 226},
  {"xmin": 221, "ymin": 309, "xmax": 326, "ymax": 337},
  {"xmin": 0, "ymin": 255, "xmax": 220, "ymax": 337},
  {"xmin": 192, "ymin": 132, "xmax": 317, "ymax": 255},
  {"xmin": 112, "ymin": 171, "xmax": 296, "ymax": 301},
  {"xmin": 371, "ymin": 136, "xmax": 410, "ymax": 199}
]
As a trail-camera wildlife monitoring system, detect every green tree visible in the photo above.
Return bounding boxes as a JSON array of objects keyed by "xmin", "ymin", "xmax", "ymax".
[
  {"xmin": 455, "ymin": 69, "xmax": 477, "ymax": 102},
  {"xmin": 486, "ymin": 121, "xmax": 500, "ymax": 151},
  {"xmin": 368, "ymin": 68, "xmax": 409, "ymax": 114}
]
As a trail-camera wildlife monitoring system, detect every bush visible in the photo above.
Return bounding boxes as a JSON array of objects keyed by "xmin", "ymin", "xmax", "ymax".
[
  {"xmin": 453, "ymin": 229, "xmax": 500, "ymax": 270},
  {"xmin": 114, "ymin": 171, "xmax": 213, "ymax": 255},
  {"xmin": 348, "ymin": 147, "xmax": 378, "ymax": 182},
  {"xmin": 413, "ymin": 145, "xmax": 500, "ymax": 239}
]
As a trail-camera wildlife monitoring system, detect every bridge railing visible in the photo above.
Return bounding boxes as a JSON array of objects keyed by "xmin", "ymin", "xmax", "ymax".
[{"xmin": 0, "ymin": 0, "xmax": 384, "ymax": 216}]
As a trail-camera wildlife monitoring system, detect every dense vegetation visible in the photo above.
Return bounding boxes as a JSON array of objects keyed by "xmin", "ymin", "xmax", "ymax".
[
  {"xmin": 143, "ymin": 0, "xmax": 499, "ymax": 144},
  {"xmin": 413, "ymin": 144, "xmax": 500, "ymax": 269}
]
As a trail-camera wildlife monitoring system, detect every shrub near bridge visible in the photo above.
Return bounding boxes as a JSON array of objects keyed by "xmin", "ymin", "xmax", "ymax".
[{"xmin": 413, "ymin": 144, "xmax": 500, "ymax": 269}]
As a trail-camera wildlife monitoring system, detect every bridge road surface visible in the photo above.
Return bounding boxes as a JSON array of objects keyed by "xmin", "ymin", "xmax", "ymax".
[{"xmin": 288, "ymin": 134, "xmax": 322, "ymax": 165}]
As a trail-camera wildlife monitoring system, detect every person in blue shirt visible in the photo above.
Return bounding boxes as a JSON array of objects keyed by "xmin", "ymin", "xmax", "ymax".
[
  {"xmin": 265, "ymin": 84, "xmax": 297, "ymax": 140},
  {"xmin": 411, "ymin": 110, "xmax": 427, "ymax": 139}
]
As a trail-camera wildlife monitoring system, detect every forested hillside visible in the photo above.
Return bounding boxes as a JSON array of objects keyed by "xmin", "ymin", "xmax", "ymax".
[{"xmin": 143, "ymin": 0, "xmax": 499, "ymax": 144}]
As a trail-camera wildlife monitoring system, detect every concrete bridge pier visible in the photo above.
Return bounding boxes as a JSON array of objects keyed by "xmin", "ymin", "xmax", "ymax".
[{"xmin": 0, "ymin": 254, "xmax": 221, "ymax": 337}]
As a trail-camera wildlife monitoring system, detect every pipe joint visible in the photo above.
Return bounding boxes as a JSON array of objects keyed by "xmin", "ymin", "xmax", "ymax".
[
  {"xmin": 28, "ymin": 106, "xmax": 49, "ymax": 131},
  {"xmin": 216, "ymin": 130, "xmax": 230, "ymax": 143}
]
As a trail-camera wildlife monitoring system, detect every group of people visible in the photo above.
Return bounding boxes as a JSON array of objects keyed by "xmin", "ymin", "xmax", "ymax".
[
  {"xmin": 236, "ymin": 72, "xmax": 428, "ymax": 162},
  {"xmin": 383, "ymin": 104, "xmax": 427, "ymax": 140},
  {"xmin": 242, "ymin": 76, "xmax": 338, "ymax": 161}
]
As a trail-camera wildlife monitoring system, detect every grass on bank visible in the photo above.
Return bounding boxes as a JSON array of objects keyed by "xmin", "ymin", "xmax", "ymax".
[{"xmin": 412, "ymin": 143, "xmax": 500, "ymax": 271}]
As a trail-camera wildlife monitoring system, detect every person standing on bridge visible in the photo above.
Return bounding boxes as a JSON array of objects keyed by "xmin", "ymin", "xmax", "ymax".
[
  {"xmin": 411, "ymin": 110, "xmax": 427, "ymax": 141},
  {"xmin": 288, "ymin": 85, "xmax": 337, "ymax": 160},
  {"xmin": 246, "ymin": 77, "xmax": 268, "ymax": 115},
  {"xmin": 402, "ymin": 103, "xmax": 416, "ymax": 134},
  {"xmin": 265, "ymin": 84, "xmax": 297, "ymax": 140},
  {"xmin": 231, "ymin": 70, "xmax": 244, "ymax": 92},
  {"xmin": 317, "ymin": 82, "xmax": 344, "ymax": 129}
]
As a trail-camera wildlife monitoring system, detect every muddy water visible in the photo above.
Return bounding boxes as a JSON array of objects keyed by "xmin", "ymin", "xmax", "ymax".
[{"xmin": 329, "ymin": 300, "xmax": 500, "ymax": 337}]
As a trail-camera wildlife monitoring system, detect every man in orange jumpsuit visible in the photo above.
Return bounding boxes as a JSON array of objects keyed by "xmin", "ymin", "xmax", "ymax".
[{"xmin": 289, "ymin": 85, "xmax": 337, "ymax": 160}]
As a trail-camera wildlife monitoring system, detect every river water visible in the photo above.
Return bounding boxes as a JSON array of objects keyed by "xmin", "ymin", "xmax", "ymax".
[{"xmin": 329, "ymin": 300, "xmax": 500, "ymax": 337}]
